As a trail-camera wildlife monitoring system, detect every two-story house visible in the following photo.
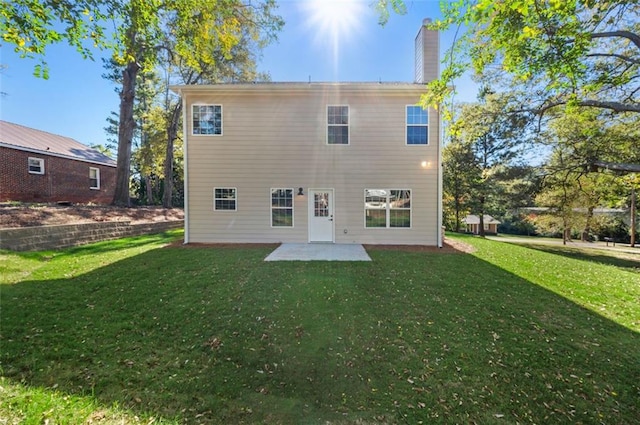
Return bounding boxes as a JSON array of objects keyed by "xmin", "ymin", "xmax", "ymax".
[{"xmin": 172, "ymin": 20, "xmax": 441, "ymax": 246}]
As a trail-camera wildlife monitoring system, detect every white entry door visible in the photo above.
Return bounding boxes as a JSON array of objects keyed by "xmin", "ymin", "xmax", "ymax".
[{"xmin": 309, "ymin": 189, "xmax": 334, "ymax": 243}]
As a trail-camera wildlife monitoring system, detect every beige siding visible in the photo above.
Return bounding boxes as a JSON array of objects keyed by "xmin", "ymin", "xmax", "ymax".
[{"xmin": 181, "ymin": 84, "xmax": 440, "ymax": 245}]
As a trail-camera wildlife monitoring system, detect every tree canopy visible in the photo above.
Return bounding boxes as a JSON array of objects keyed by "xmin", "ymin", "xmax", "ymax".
[{"xmin": 417, "ymin": 0, "xmax": 639, "ymax": 118}]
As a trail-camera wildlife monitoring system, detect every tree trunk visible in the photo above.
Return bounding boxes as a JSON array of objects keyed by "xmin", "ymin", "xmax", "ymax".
[
  {"xmin": 112, "ymin": 61, "xmax": 140, "ymax": 206},
  {"xmin": 145, "ymin": 174, "xmax": 153, "ymax": 204},
  {"xmin": 454, "ymin": 191, "xmax": 461, "ymax": 232},
  {"xmin": 163, "ymin": 103, "xmax": 182, "ymax": 208},
  {"xmin": 582, "ymin": 206, "xmax": 594, "ymax": 242},
  {"xmin": 478, "ymin": 195, "xmax": 486, "ymax": 237},
  {"xmin": 631, "ymin": 187, "xmax": 636, "ymax": 247},
  {"xmin": 563, "ymin": 215, "xmax": 571, "ymax": 245}
]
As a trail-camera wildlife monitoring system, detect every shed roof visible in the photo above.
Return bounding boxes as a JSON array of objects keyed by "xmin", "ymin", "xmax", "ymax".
[
  {"xmin": 462, "ymin": 214, "xmax": 501, "ymax": 225},
  {"xmin": 0, "ymin": 120, "xmax": 116, "ymax": 167}
]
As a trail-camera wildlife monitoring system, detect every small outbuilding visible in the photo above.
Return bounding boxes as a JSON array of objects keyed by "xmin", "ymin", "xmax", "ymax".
[
  {"xmin": 0, "ymin": 120, "xmax": 116, "ymax": 204},
  {"xmin": 463, "ymin": 214, "xmax": 501, "ymax": 235}
]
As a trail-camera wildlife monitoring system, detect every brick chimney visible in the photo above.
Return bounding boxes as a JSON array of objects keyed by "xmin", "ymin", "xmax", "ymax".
[{"xmin": 414, "ymin": 18, "xmax": 439, "ymax": 83}]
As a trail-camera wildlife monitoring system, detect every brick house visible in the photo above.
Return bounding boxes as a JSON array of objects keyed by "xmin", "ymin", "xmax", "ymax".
[{"xmin": 0, "ymin": 120, "xmax": 116, "ymax": 204}]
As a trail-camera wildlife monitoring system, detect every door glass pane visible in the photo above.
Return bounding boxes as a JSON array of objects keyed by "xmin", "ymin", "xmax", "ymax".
[{"xmin": 314, "ymin": 193, "xmax": 329, "ymax": 217}]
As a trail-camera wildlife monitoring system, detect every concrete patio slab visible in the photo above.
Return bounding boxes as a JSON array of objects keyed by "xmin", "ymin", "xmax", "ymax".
[{"xmin": 264, "ymin": 243, "xmax": 371, "ymax": 261}]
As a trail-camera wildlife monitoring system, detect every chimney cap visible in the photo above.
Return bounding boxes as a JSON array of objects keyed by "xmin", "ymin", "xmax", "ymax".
[{"xmin": 423, "ymin": 18, "xmax": 432, "ymax": 25}]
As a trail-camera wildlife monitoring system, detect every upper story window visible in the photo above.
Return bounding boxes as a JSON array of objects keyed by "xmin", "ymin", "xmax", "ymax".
[
  {"xmin": 193, "ymin": 105, "xmax": 222, "ymax": 135},
  {"xmin": 271, "ymin": 188, "xmax": 294, "ymax": 227},
  {"xmin": 214, "ymin": 187, "xmax": 236, "ymax": 211},
  {"xmin": 89, "ymin": 167, "xmax": 100, "ymax": 189},
  {"xmin": 327, "ymin": 105, "xmax": 349, "ymax": 145},
  {"xmin": 406, "ymin": 105, "xmax": 428, "ymax": 145},
  {"xmin": 28, "ymin": 157, "xmax": 44, "ymax": 175}
]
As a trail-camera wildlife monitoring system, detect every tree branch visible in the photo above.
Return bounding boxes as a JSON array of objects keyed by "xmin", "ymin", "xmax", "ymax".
[
  {"xmin": 591, "ymin": 30, "xmax": 640, "ymax": 50},
  {"xmin": 586, "ymin": 52, "xmax": 640, "ymax": 65},
  {"xmin": 535, "ymin": 99, "xmax": 640, "ymax": 115},
  {"xmin": 591, "ymin": 160, "xmax": 640, "ymax": 173}
]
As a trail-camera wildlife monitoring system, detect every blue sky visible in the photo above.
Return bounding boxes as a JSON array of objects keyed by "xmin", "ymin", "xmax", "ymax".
[{"xmin": 1, "ymin": 0, "xmax": 476, "ymax": 149}]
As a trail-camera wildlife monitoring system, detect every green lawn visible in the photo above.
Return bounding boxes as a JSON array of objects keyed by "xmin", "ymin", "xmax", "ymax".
[{"xmin": 1, "ymin": 231, "xmax": 638, "ymax": 424}]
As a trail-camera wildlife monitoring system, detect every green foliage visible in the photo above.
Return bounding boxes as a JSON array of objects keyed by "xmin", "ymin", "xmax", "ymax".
[
  {"xmin": 416, "ymin": 1, "xmax": 640, "ymax": 117},
  {"xmin": 374, "ymin": 0, "xmax": 407, "ymax": 25},
  {"xmin": 445, "ymin": 93, "xmax": 532, "ymax": 234},
  {"xmin": 0, "ymin": 0, "xmax": 109, "ymax": 78},
  {"xmin": 1, "ymin": 234, "xmax": 639, "ymax": 423},
  {"xmin": 536, "ymin": 109, "xmax": 639, "ymax": 239}
]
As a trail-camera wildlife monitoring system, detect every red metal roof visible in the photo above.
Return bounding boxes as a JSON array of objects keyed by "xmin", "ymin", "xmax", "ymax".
[{"xmin": 0, "ymin": 120, "xmax": 116, "ymax": 166}]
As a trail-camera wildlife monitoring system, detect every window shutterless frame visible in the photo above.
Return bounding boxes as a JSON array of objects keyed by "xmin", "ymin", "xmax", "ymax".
[
  {"xmin": 327, "ymin": 105, "xmax": 349, "ymax": 145},
  {"xmin": 270, "ymin": 188, "xmax": 294, "ymax": 227},
  {"xmin": 364, "ymin": 189, "xmax": 412, "ymax": 228},
  {"xmin": 89, "ymin": 167, "xmax": 100, "ymax": 189},
  {"xmin": 28, "ymin": 157, "xmax": 45, "ymax": 175},
  {"xmin": 213, "ymin": 187, "xmax": 237, "ymax": 211},
  {"xmin": 405, "ymin": 105, "xmax": 428, "ymax": 145},
  {"xmin": 193, "ymin": 104, "xmax": 223, "ymax": 136}
]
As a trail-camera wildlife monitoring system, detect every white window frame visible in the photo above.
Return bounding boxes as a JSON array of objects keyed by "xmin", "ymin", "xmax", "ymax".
[
  {"xmin": 28, "ymin": 157, "xmax": 45, "ymax": 175},
  {"xmin": 214, "ymin": 187, "xmax": 237, "ymax": 211},
  {"xmin": 270, "ymin": 188, "xmax": 294, "ymax": 228},
  {"xmin": 327, "ymin": 105, "xmax": 350, "ymax": 145},
  {"xmin": 364, "ymin": 189, "xmax": 412, "ymax": 229},
  {"xmin": 89, "ymin": 167, "xmax": 100, "ymax": 190},
  {"xmin": 193, "ymin": 104, "xmax": 223, "ymax": 136},
  {"xmin": 405, "ymin": 105, "xmax": 428, "ymax": 145}
]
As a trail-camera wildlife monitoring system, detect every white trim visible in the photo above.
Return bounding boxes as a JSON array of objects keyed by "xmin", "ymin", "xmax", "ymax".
[
  {"xmin": 326, "ymin": 105, "xmax": 350, "ymax": 145},
  {"xmin": 28, "ymin": 157, "xmax": 45, "ymax": 175},
  {"xmin": 89, "ymin": 167, "xmax": 100, "ymax": 190},
  {"xmin": 270, "ymin": 188, "xmax": 295, "ymax": 228},
  {"xmin": 213, "ymin": 187, "xmax": 237, "ymax": 211},
  {"xmin": 180, "ymin": 93, "xmax": 190, "ymax": 244},
  {"xmin": 405, "ymin": 105, "xmax": 429, "ymax": 145},
  {"xmin": 437, "ymin": 106, "xmax": 443, "ymax": 247},
  {"xmin": 191, "ymin": 104, "xmax": 223, "ymax": 136},
  {"xmin": 308, "ymin": 188, "xmax": 335, "ymax": 243},
  {"xmin": 2, "ymin": 143, "xmax": 116, "ymax": 167}
]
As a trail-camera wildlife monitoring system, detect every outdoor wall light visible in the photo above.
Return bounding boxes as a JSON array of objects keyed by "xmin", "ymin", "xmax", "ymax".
[{"xmin": 297, "ymin": 187, "xmax": 304, "ymax": 196}]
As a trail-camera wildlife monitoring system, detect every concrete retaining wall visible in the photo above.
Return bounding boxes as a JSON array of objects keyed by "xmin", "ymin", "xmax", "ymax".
[{"xmin": 0, "ymin": 220, "xmax": 183, "ymax": 251}]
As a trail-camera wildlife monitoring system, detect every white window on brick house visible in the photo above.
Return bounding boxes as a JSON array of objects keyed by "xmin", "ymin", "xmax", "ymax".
[
  {"xmin": 89, "ymin": 167, "xmax": 100, "ymax": 189},
  {"xmin": 28, "ymin": 157, "xmax": 44, "ymax": 174}
]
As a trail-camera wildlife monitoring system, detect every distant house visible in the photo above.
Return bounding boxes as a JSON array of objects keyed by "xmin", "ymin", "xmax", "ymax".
[
  {"xmin": 0, "ymin": 120, "xmax": 116, "ymax": 204},
  {"xmin": 172, "ymin": 20, "xmax": 443, "ymax": 245},
  {"xmin": 463, "ymin": 214, "xmax": 501, "ymax": 235}
]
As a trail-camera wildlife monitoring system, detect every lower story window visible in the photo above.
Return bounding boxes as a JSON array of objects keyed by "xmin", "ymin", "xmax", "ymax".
[
  {"xmin": 214, "ymin": 187, "xmax": 237, "ymax": 211},
  {"xmin": 89, "ymin": 167, "xmax": 100, "ymax": 189},
  {"xmin": 28, "ymin": 157, "xmax": 44, "ymax": 174},
  {"xmin": 271, "ymin": 188, "xmax": 293, "ymax": 227},
  {"xmin": 365, "ymin": 189, "xmax": 411, "ymax": 228}
]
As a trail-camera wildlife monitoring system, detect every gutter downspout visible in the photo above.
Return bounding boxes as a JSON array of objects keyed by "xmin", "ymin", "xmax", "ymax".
[
  {"xmin": 437, "ymin": 107, "xmax": 443, "ymax": 248},
  {"xmin": 179, "ymin": 90, "xmax": 190, "ymax": 244}
]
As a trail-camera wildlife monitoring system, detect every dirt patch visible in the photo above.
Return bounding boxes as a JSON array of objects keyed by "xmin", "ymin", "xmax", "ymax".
[
  {"xmin": 166, "ymin": 240, "xmax": 279, "ymax": 249},
  {"xmin": 0, "ymin": 203, "xmax": 184, "ymax": 228},
  {"xmin": 365, "ymin": 237, "xmax": 474, "ymax": 254},
  {"xmin": 166, "ymin": 239, "xmax": 474, "ymax": 254}
]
